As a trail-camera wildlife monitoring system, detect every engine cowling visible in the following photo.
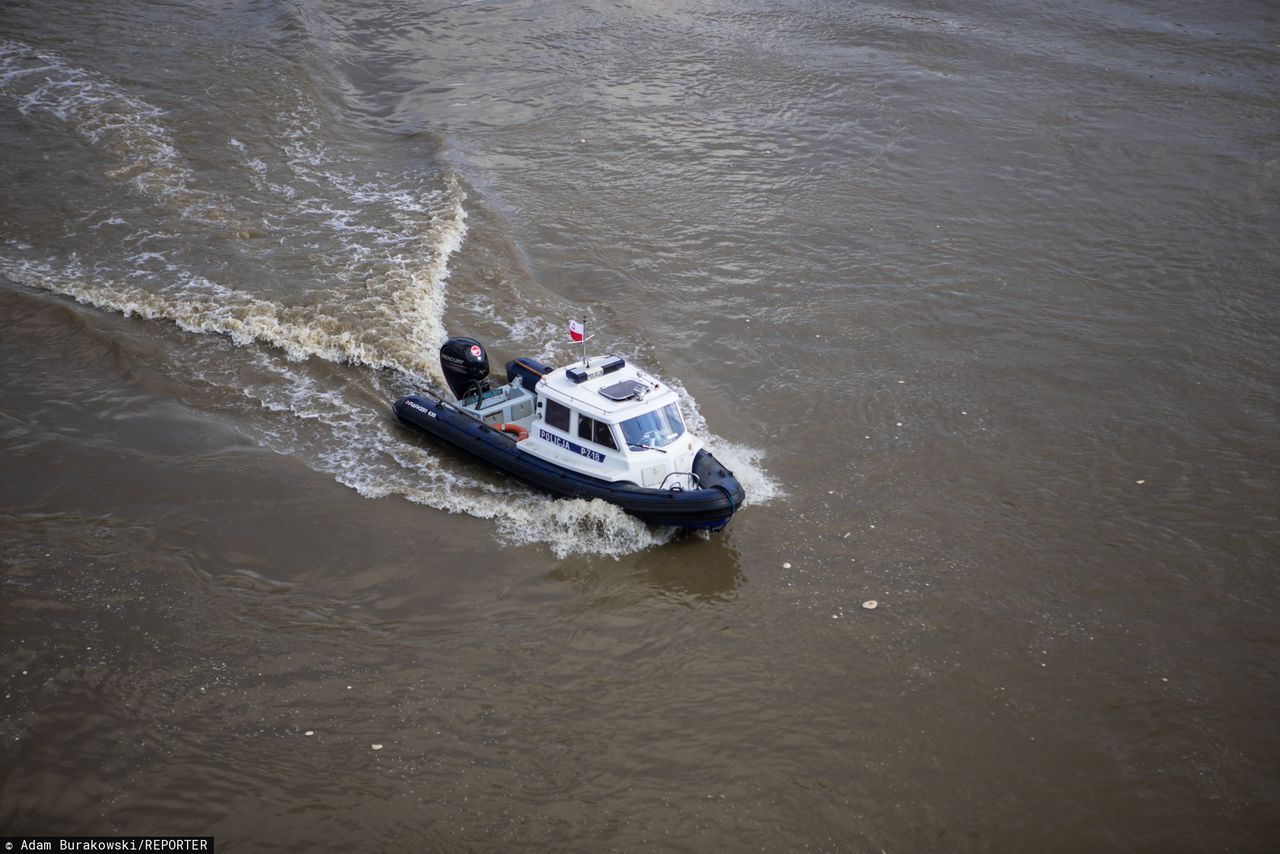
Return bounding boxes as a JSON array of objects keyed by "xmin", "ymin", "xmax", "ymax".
[{"xmin": 440, "ymin": 337, "xmax": 491, "ymax": 401}]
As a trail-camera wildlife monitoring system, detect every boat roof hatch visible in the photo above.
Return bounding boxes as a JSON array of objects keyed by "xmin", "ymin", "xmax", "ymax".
[{"xmin": 599, "ymin": 379, "xmax": 649, "ymax": 402}]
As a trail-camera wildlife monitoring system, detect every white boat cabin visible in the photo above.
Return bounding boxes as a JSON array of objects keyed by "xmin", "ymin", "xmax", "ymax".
[{"xmin": 461, "ymin": 355, "xmax": 703, "ymax": 489}]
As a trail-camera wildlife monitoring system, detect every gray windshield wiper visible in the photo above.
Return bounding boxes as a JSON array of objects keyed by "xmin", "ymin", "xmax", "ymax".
[{"xmin": 627, "ymin": 442, "xmax": 667, "ymax": 454}]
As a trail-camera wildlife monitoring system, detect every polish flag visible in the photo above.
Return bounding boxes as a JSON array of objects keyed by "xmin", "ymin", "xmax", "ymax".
[{"xmin": 569, "ymin": 319, "xmax": 585, "ymax": 342}]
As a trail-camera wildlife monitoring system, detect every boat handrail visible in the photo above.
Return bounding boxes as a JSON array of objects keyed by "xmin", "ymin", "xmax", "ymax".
[{"xmin": 660, "ymin": 471, "xmax": 700, "ymax": 491}]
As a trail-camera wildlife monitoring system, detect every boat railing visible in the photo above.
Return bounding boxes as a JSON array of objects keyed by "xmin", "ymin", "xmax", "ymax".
[{"xmin": 660, "ymin": 471, "xmax": 700, "ymax": 492}]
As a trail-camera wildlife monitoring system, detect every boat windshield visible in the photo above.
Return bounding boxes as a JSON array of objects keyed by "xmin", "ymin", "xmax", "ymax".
[{"xmin": 621, "ymin": 403, "xmax": 685, "ymax": 449}]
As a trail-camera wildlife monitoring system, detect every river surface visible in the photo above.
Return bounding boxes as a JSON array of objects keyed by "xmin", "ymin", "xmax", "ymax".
[{"xmin": 2, "ymin": 0, "xmax": 1278, "ymax": 850}]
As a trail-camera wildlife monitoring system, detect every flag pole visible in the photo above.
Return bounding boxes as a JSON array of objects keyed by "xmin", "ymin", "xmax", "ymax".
[{"xmin": 571, "ymin": 319, "xmax": 593, "ymax": 367}]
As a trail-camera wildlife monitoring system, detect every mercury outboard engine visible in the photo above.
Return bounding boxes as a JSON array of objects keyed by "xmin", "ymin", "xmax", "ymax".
[{"xmin": 440, "ymin": 337, "xmax": 491, "ymax": 404}]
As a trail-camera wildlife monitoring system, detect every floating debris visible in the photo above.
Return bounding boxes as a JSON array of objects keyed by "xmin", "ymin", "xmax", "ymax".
[
  {"xmin": 862, "ymin": 600, "xmax": 878, "ymax": 610},
  {"xmin": 782, "ymin": 562, "xmax": 792, "ymax": 569},
  {"xmin": 371, "ymin": 743, "xmax": 383, "ymax": 751},
  {"xmin": 1136, "ymin": 479, "xmax": 1146, "ymax": 485},
  {"xmin": 304, "ymin": 731, "xmax": 314, "ymax": 737}
]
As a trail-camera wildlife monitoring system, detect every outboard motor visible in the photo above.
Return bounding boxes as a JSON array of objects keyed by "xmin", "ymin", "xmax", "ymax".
[{"xmin": 440, "ymin": 337, "xmax": 491, "ymax": 403}]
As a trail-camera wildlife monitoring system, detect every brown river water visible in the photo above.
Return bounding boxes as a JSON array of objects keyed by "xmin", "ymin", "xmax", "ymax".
[{"xmin": 2, "ymin": 0, "xmax": 1278, "ymax": 850}]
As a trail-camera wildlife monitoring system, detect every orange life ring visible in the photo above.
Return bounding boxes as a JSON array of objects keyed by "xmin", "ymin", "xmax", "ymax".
[{"xmin": 492, "ymin": 422, "xmax": 529, "ymax": 442}]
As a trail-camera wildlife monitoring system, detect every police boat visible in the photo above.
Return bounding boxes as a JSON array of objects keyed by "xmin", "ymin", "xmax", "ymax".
[{"xmin": 393, "ymin": 336, "xmax": 746, "ymax": 530}]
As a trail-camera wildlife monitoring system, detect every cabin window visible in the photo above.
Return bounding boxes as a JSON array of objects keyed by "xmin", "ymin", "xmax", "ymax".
[
  {"xmin": 621, "ymin": 403, "xmax": 685, "ymax": 449},
  {"xmin": 594, "ymin": 420, "xmax": 619, "ymax": 451},
  {"xmin": 546, "ymin": 399, "xmax": 571, "ymax": 431},
  {"xmin": 578, "ymin": 414, "xmax": 618, "ymax": 451}
]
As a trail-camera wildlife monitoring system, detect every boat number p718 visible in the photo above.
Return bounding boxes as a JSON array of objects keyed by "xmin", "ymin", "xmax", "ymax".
[{"xmin": 539, "ymin": 429, "xmax": 605, "ymax": 463}]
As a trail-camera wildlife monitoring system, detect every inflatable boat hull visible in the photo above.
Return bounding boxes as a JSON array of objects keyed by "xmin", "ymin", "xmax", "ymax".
[{"xmin": 394, "ymin": 395, "xmax": 745, "ymax": 530}]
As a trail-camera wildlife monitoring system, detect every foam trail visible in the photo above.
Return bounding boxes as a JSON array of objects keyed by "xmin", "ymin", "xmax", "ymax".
[
  {"xmin": 219, "ymin": 352, "xmax": 673, "ymax": 558},
  {"xmin": 224, "ymin": 101, "xmax": 471, "ymax": 382},
  {"xmin": 1, "ymin": 254, "xmax": 668, "ymax": 557},
  {"xmin": 2, "ymin": 258, "xmax": 397, "ymax": 374},
  {"xmin": 0, "ymin": 38, "xmax": 212, "ymax": 212}
]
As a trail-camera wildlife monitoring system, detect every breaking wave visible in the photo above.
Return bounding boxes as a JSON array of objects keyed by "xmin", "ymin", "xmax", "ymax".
[{"xmin": 0, "ymin": 228, "xmax": 463, "ymax": 382}]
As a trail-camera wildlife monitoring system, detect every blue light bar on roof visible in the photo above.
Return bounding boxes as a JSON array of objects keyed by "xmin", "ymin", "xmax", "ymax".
[{"xmin": 566, "ymin": 355, "xmax": 626, "ymax": 384}]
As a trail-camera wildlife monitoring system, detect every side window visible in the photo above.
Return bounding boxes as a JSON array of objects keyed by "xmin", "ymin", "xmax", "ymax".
[
  {"xmin": 593, "ymin": 420, "xmax": 618, "ymax": 451},
  {"xmin": 546, "ymin": 399, "xmax": 570, "ymax": 431},
  {"xmin": 577, "ymin": 414, "xmax": 619, "ymax": 451}
]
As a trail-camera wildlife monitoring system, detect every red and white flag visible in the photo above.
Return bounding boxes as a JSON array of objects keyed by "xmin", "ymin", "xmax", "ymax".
[{"xmin": 569, "ymin": 319, "xmax": 585, "ymax": 342}]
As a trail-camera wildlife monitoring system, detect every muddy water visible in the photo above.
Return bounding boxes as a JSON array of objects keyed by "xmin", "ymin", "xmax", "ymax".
[{"xmin": 2, "ymin": 0, "xmax": 1278, "ymax": 849}]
